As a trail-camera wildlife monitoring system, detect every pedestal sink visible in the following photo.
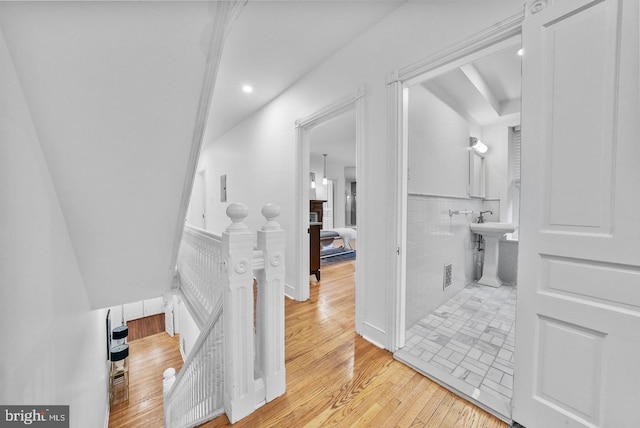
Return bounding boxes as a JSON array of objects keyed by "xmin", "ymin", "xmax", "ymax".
[{"xmin": 470, "ymin": 222, "xmax": 516, "ymax": 287}]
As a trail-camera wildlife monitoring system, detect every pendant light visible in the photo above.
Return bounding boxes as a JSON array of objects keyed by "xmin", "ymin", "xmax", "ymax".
[{"xmin": 322, "ymin": 154, "xmax": 328, "ymax": 185}]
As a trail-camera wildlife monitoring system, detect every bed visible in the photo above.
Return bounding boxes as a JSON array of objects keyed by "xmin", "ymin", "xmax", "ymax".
[{"xmin": 320, "ymin": 227, "xmax": 357, "ymax": 258}]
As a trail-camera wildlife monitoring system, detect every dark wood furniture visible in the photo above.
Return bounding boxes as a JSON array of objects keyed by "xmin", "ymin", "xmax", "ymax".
[
  {"xmin": 310, "ymin": 199, "xmax": 324, "ymax": 223},
  {"xmin": 309, "ymin": 200, "xmax": 325, "ymax": 281},
  {"xmin": 309, "ymin": 222, "xmax": 322, "ymax": 281}
]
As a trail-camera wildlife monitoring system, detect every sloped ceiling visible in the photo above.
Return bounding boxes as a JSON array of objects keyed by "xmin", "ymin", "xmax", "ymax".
[
  {"xmin": 0, "ymin": 1, "xmax": 227, "ymax": 308},
  {"xmin": 204, "ymin": 0, "xmax": 405, "ymax": 143}
]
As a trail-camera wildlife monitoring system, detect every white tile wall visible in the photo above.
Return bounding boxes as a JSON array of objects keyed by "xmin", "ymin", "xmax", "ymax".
[{"xmin": 405, "ymin": 195, "xmax": 500, "ymax": 329}]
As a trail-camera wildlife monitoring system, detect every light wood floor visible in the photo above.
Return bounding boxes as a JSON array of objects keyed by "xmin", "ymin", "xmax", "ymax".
[
  {"xmin": 108, "ymin": 332, "xmax": 183, "ymax": 427},
  {"xmin": 110, "ymin": 261, "xmax": 507, "ymax": 427}
]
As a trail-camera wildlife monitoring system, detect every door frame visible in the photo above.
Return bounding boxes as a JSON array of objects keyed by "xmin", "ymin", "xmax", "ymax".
[
  {"xmin": 186, "ymin": 168, "xmax": 207, "ymax": 229},
  {"xmin": 197, "ymin": 168, "xmax": 207, "ymax": 229},
  {"xmin": 386, "ymin": 10, "xmax": 524, "ymax": 351},
  {"xmin": 323, "ymin": 178, "xmax": 335, "ymax": 230},
  {"xmin": 293, "ymin": 88, "xmax": 365, "ymax": 317}
]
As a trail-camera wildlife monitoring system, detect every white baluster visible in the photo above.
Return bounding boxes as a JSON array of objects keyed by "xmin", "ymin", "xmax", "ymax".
[
  {"xmin": 163, "ymin": 367, "xmax": 176, "ymax": 396},
  {"xmin": 222, "ymin": 203, "xmax": 256, "ymax": 423},
  {"xmin": 255, "ymin": 204, "xmax": 286, "ymax": 401}
]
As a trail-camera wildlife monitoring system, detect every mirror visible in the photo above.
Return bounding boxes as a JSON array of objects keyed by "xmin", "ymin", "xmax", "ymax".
[{"xmin": 469, "ymin": 151, "xmax": 485, "ymax": 198}]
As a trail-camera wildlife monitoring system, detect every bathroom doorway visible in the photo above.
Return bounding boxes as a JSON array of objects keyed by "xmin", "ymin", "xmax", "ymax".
[{"xmin": 389, "ymin": 22, "xmax": 522, "ymax": 423}]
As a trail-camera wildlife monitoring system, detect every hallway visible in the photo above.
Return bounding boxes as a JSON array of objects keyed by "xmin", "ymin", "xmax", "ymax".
[{"xmin": 112, "ymin": 260, "xmax": 507, "ymax": 427}]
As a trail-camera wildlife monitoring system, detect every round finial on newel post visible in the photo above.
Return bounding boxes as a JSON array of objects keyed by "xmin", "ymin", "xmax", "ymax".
[
  {"xmin": 261, "ymin": 203, "xmax": 281, "ymax": 230},
  {"xmin": 226, "ymin": 202, "xmax": 249, "ymax": 231}
]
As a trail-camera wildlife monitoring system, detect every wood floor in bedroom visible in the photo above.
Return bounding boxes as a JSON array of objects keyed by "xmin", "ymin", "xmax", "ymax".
[{"xmin": 110, "ymin": 260, "xmax": 507, "ymax": 427}]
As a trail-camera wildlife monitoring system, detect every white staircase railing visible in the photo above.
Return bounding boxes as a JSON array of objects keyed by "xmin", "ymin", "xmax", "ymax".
[
  {"xmin": 165, "ymin": 203, "xmax": 286, "ymax": 427},
  {"xmin": 176, "ymin": 226, "xmax": 225, "ymax": 327},
  {"xmin": 164, "ymin": 298, "xmax": 224, "ymax": 427}
]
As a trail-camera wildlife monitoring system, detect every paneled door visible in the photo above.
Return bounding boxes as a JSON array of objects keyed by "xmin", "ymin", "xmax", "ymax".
[
  {"xmin": 323, "ymin": 179, "xmax": 334, "ymax": 230},
  {"xmin": 164, "ymin": 300, "xmax": 174, "ymax": 337},
  {"xmin": 514, "ymin": 1, "xmax": 640, "ymax": 427}
]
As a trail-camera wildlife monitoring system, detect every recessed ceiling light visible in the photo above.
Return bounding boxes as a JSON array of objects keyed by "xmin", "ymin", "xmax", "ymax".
[
  {"xmin": 242, "ymin": 85, "xmax": 253, "ymax": 94},
  {"xmin": 517, "ymin": 48, "xmax": 523, "ymax": 56}
]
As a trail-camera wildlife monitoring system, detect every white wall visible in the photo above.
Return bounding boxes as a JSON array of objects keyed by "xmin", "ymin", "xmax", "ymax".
[
  {"xmin": 177, "ymin": 298, "xmax": 200, "ymax": 360},
  {"xmin": 0, "ymin": 29, "xmax": 108, "ymax": 426},
  {"xmin": 482, "ymin": 121, "xmax": 516, "ymax": 221},
  {"xmin": 406, "ymin": 196, "xmax": 484, "ymax": 328},
  {"xmin": 407, "ymin": 85, "xmax": 517, "ymax": 209},
  {"xmin": 408, "ymin": 85, "xmax": 474, "ymax": 197},
  {"xmin": 198, "ymin": 0, "xmax": 522, "ymax": 348},
  {"xmin": 109, "ymin": 304, "xmax": 124, "ymax": 328},
  {"xmin": 0, "ymin": 1, "xmax": 229, "ymax": 309}
]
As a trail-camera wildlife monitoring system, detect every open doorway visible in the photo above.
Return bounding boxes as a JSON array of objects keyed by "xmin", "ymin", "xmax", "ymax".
[
  {"xmin": 293, "ymin": 88, "xmax": 365, "ymax": 324},
  {"xmin": 309, "ymin": 110, "xmax": 357, "ymax": 273},
  {"xmin": 186, "ymin": 169, "xmax": 207, "ymax": 229},
  {"xmin": 390, "ymin": 24, "xmax": 523, "ymax": 424}
]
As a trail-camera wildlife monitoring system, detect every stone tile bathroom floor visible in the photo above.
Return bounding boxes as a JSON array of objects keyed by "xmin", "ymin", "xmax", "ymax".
[{"xmin": 398, "ymin": 282, "xmax": 517, "ymax": 408}]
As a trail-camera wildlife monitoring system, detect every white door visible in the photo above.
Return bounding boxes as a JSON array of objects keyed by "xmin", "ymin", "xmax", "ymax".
[
  {"xmin": 187, "ymin": 169, "xmax": 206, "ymax": 228},
  {"xmin": 323, "ymin": 179, "xmax": 334, "ymax": 230},
  {"xmin": 513, "ymin": 1, "xmax": 640, "ymax": 427},
  {"xmin": 164, "ymin": 300, "xmax": 174, "ymax": 337}
]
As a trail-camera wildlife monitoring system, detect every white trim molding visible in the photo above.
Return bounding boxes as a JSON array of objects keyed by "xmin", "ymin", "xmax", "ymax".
[
  {"xmin": 293, "ymin": 87, "xmax": 365, "ymax": 305},
  {"xmin": 295, "ymin": 87, "xmax": 365, "ymax": 129},
  {"xmin": 389, "ymin": 10, "xmax": 524, "ymax": 87}
]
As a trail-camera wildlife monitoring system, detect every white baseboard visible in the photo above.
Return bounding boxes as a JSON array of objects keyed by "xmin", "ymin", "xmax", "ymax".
[
  {"xmin": 104, "ymin": 395, "xmax": 110, "ymax": 428},
  {"xmin": 284, "ymin": 282, "xmax": 295, "ymax": 300},
  {"xmin": 359, "ymin": 321, "xmax": 387, "ymax": 350},
  {"xmin": 104, "ymin": 359, "xmax": 111, "ymax": 427}
]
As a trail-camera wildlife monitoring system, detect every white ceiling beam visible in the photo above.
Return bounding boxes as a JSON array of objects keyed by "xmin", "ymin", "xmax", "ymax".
[
  {"xmin": 460, "ymin": 63, "xmax": 501, "ymax": 116},
  {"xmin": 421, "ymin": 80, "xmax": 480, "ymax": 128},
  {"xmin": 500, "ymin": 97, "xmax": 521, "ymax": 116}
]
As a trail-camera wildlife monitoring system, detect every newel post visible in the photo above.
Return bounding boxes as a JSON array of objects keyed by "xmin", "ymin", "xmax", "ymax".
[
  {"xmin": 256, "ymin": 204, "xmax": 286, "ymax": 401},
  {"xmin": 222, "ymin": 203, "xmax": 255, "ymax": 423}
]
